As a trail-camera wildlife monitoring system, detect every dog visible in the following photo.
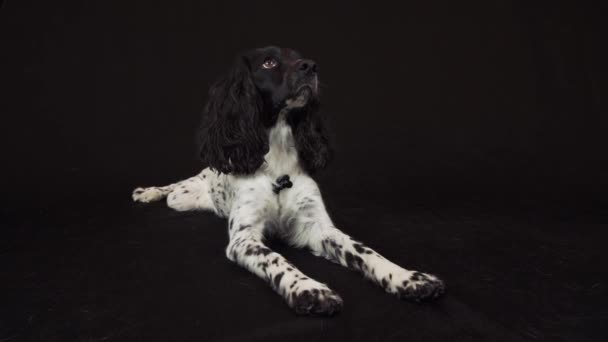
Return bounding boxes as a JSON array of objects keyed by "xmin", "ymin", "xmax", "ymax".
[{"xmin": 133, "ymin": 46, "xmax": 445, "ymax": 315}]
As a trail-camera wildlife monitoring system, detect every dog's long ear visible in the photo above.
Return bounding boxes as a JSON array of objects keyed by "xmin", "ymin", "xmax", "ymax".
[
  {"xmin": 288, "ymin": 100, "xmax": 333, "ymax": 174},
  {"xmin": 198, "ymin": 56, "xmax": 268, "ymax": 174}
]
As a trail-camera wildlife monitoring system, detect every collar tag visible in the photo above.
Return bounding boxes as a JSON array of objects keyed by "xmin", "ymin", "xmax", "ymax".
[{"xmin": 272, "ymin": 175, "xmax": 293, "ymax": 194}]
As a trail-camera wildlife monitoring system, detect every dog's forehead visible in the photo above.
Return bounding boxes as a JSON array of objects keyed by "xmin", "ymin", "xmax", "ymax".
[{"xmin": 252, "ymin": 46, "xmax": 302, "ymax": 60}]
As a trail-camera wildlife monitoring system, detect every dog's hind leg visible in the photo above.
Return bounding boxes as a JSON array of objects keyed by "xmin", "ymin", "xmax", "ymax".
[
  {"xmin": 132, "ymin": 169, "xmax": 215, "ymax": 212},
  {"xmin": 132, "ymin": 184, "xmax": 177, "ymax": 203}
]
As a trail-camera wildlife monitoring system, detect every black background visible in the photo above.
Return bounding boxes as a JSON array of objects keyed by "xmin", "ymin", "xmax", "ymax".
[{"xmin": 1, "ymin": 0, "xmax": 607, "ymax": 341}]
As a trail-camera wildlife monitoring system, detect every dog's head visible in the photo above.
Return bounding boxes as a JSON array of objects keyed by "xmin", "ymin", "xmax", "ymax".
[
  {"xmin": 246, "ymin": 46, "xmax": 319, "ymax": 112},
  {"xmin": 198, "ymin": 46, "xmax": 331, "ymax": 175}
]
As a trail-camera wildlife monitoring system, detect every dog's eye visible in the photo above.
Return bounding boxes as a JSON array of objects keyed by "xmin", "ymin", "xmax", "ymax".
[{"xmin": 262, "ymin": 58, "xmax": 278, "ymax": 69}]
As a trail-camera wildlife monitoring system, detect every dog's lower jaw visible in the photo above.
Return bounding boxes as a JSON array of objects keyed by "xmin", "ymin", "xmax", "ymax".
[{"xmin": 285, "ymin": 87, "xmax": 312, "ymax": 109}]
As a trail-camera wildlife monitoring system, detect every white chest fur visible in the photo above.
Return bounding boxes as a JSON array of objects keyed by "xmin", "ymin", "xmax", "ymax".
[{"xmin": 263, "ymin": 114, "xmax": 301, "ymax": 178}]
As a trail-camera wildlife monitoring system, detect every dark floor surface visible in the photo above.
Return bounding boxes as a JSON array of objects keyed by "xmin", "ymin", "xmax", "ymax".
[{"xmin": 2, "ymin": 191, "xmax": 607, "ymax": 342}]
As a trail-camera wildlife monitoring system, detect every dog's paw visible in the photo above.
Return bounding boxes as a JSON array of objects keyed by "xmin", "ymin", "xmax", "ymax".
[
  {"xmin": 287, "ymin": 280, "xmax": 343, "ymax": 316},
  {"xmin": 384, "ymin": 271, "xmax": 445, "ymax": 302},
  {"xmin": 132, "ymin": 187, "xmax": 165, "ymax": 203}
]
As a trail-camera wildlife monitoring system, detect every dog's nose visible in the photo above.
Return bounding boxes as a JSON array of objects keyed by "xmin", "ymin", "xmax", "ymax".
[{"xmin": 297, "ymin": 59, "xmax": 317, "ymax": 74}]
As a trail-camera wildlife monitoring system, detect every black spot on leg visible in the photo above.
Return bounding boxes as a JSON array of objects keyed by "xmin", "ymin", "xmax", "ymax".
[
  {"xmin": 244, "ymin": 245, "xmax": 272, "ymax": 256},
  {"xmin": 239, "ymin": 224, "xmax": 252, "ymax": 231},
  {"xmin": 271, "ymin": 257, "xmax": 279, "ymax": 266},
  {"xmin": 290, "ymin": 280, "xmax": 297, "ymax": 289},
  {"xmin": 353, "ymin": 243, "xmax": 366, "ymax": 254},
  {"xmin": 411, "ymin": 272, "xmax": 428, "ymax": 281},
  {"xmin": 273, "ymin": 272, "xmax": 284, "ymax": 289},
  {"xmin": 344, "ymin": 251, "xmax": 355, "ymax": 269},
  {"xmin": 381, "ymin": 278, "xmax": 389, "ymax": 289},
  {"xmin": 344, "ymin": 251, "xmax": 365, "ymax": 271}
]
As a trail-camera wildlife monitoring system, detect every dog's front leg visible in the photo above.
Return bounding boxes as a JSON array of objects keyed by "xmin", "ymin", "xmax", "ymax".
[
  {"xmin": 282, "ymin": 176, "xmax": 445, "ymax": 302},
  {"xmin": 225, "ymin": 181, "xmax": 342, "ymax": 315}
]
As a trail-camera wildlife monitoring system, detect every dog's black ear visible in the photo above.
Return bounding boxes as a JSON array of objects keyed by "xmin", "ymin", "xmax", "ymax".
[
  {"xmin": 288, "ymin": 100, "xmax": 333, "ymax": 174},
  {"xmin": 198, "ymin": 55, "xmax": 268, "ymax": 174}
]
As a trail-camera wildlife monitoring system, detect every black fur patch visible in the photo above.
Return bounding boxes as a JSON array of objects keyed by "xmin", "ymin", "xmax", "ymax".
[
  {"xmin": 244, "ymin": 245, "xmax": 272, "ymax": 256},
  {"xmin": 353, "ymin": 243, "xmax": 366, "ymax": 254},
  {"xmin": 273, "ymin": 272, "xmax": 284, "ymax": 289},
  {"xmin": 344, "ymin": 251, "xmax": 365, "ymax": 271},
  {"xmin": 411, "ymin": 272, "xmax": 429, "ymax": 281}
]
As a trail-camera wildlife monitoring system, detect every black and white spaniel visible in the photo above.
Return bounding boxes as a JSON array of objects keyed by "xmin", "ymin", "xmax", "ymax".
[{"xmin": 133, "ymin": 46, "xmax": 445, "ymax": 315}]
